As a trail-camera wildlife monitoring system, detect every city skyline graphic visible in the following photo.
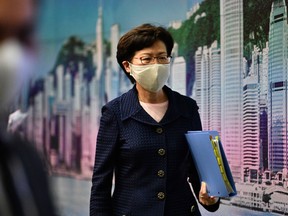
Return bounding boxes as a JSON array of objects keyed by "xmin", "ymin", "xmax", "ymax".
[{"xmin": 18, "ymin": 0, "xmax": 288, "ymax": 215}]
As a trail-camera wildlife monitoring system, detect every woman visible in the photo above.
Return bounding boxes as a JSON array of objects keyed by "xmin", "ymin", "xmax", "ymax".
[{"xmin": 90, "ymin": 23, "xmax": 220, "ymax": 216}]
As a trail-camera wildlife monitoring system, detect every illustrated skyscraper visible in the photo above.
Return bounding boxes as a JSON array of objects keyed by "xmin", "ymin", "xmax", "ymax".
[
  {"xmin": 260, "ymin": 43, "xmax": 269, "ymax": 171},
  {"xmin": 90, "ymin": 4, "xmax": 106, "ymax": 169},
  {"xmin": 170, "ymin": 56, "xmax": 186, "ymax": 95},
  {"xmin": 242, "ymin": 46, "xmax": 261, "ymax": 181},
  {"xmin": 268, "ymin": 0, "xmax": 288, "ymax": 173},
  {"xmin": 194, "ymin": 47, "xmax": 202, "ymax": 103},
  {"xmin": 209, "ymin": 41, "xmax": 221, "ymax": 134},
  {"xmin": 194, "ymin": 42, "xmax": 221, "ymax": 133},
  {"xmin": 220, "ymin": 0, "xmax": 243, "ymax": 182},
  {"xmin": 199, "ymin": 46, "xmax": 210, "ymax": 130},
  {"xmin": 111, "ymin": 24, "xmax": 121, "ymax": 97}
]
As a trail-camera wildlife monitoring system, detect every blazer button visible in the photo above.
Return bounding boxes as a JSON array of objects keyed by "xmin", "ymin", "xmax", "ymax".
[
  {"xmin": 157, "ymin": 192, "xmax": 165, "ymax": 200},
  {"xmin": 158, "ymin": 148, "xmax": 166, "ymax": 156},
  {"xmin": 157, "ymin": 170, "xmax": 165, "ymax": 177},
  {"xmin": 156, "ymin": 127, "xmax": 163, "ymax": 134},
  {"xmin": 191, "ymin": 205, "xmax": 195, "ymax": 213}
]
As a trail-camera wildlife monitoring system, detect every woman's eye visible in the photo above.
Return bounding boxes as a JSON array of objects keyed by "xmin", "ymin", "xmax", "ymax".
[
  {"xmin": 159, "ymin": 56, "xmax": 167, "ymax": 60},
  {"xmin": 142, "ymin": 57, "xmax": 152, "ymax": 61}
]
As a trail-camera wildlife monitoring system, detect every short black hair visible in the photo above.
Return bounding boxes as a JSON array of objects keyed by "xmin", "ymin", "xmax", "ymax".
[{"xmin": 116, "ymin": 23, "xmax": 174, "ymax": 83}]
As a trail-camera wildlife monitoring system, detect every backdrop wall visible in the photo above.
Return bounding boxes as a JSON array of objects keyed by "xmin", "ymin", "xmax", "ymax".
[{"xmin": 20, "ymin": 0, "xmax": 288, "ymax": 215}]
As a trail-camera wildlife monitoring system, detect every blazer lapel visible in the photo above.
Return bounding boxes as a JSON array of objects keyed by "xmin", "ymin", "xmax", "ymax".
[
  {"xmin": 120, "ymin": 85, "xmax": 193, "ymax": 125},
  {"xmin": 159, "ymin": 86, "xmax": 182, "ymax": 125},
  {"xmin": 120, "ymin": 85, "xmax": 158, "ymax": 125}
]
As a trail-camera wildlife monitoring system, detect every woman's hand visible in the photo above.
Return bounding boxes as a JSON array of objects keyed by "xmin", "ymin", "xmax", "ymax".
[{"xmin": 199, "ymin": 182, "xmax": 219, "ymax": 206}]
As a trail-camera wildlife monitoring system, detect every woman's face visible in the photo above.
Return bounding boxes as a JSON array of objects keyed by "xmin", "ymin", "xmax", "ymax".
[{"xmin": 122, "ymin": 40, "xmax": 168, "ymax": 72}]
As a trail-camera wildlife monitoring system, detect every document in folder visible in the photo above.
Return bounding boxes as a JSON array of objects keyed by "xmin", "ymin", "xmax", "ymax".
[{"xmin": 185, "ymin": 130, "xmax": 237, "ymax": 197}]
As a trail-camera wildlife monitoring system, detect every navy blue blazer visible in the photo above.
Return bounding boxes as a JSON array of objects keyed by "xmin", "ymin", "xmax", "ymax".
[{"xmin": 90, "ymin": 85, "xmax": 219, "ymax": 216}]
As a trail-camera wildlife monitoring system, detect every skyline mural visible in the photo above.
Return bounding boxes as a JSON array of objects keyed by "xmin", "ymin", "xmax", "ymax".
[{"xmin": 14, "ymin": 0, "xmax": 288, "ymax": 215}]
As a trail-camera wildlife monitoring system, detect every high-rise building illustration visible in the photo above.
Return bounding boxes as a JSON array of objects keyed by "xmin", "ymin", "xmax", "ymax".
[
  {"xmin": 194, "ymin": 42, "xmax": 221, "ymax": 132},
  {"xmin": 220, "ymin": 0, "xmax": 244, "ymax": 182},
  {"xmin": 260, "ymin": 43, "xmax": 269, "ymax": 171},
  {"xmin": 34, "ymin": 91, "xmax": 44, "ymax": 153},
  {"xmin": 209, "ymin": 41, "xmax": 221, "ymax": 134},
  {"xmin": 109, "ymin": 24, "xmax": 121, "ymax": 100},
  {"xmin": 81, "ymin": 104, "xmax": 92, "ymax": 175},
  {"xmin": 95, "ymin": 6, "xmax": 104, "ymax": 80},
  {"xmin": 194, "ymin": 47, "xmax": 203, "ymax": 107},
  {"xmin": 199, "ymin": 46, "xmax": 210, "ymax": 130},
  {"xmin": 89, "ymin": 4, "xmax": 107, "ymax": 170},
  {"xmin": 64, "ymin": 70, "xmax": 72, "ymax": 168},
  {"xmin": 242, "ymin": 46, "xmax": 261, "ymax": 181},
  {"xmin": 260, "ymin": 42, "xmax": 269, "ymax": 106},
  {"xmin": 92, "ymin": 5, "xmax": 106, "ymax": 112},
  {"xmin": 268, "ymin": 0, "xmax": 288, "ymax": 173},
  {"xmin": 106, "ymin": 24, "xmax": 121, "ymax": 102},
  {"xmin": 170, "ymin": 56, "xmax": 186, "ymax": 95},
  {"xmin": 44, "ymin": 74, "xmax": 54, "ymax": 158},
  {"xmin": 55, "ymin": 65, "xmax": 65, "ymax": 162},
  {"xmin": 89, "ymin": 76, "xmax": 99, "ymax": 169}
]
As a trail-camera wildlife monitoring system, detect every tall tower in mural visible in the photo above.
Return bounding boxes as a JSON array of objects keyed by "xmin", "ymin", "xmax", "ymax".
[
  {"xmin": 242, "ymin": 47, "xmax": 261, "ymax": 181},
  {"xmin": 170, "ymin": 56, "xmax": 186, "ymax": 95},
  {"xmin": 89, "ymin": 3, "xmax": 105, "ymax": 168},
  {"xmin": 268, "ymin": 0, "xmax": 288, "ymax": 173},
  {"xmin": 93, "ymin": 3, "xmax": 106, "ymax": 107},
  {"xmin": 209, "ymin": 41, "xmax": 221, "ymax": 134},
  {"xmin": 194, "ymin": 42, "xmax": 221, "ymax": 133},
  {"xmin": 260, "ymin": 43, "xmax": 269, "ymax": 171},
  {"xmin": 92, "ymin": 3, "xmax": 105, "ymax": 113},
  {"xmin": 199, "ymin": 46, "xmax": 210, "ymax": 130},
  {"xmin": 106, "ymin": 24, "xmax": 120, "ymax": 101},
  {"xmin": 220, "ymin": 0, "xmax": 243, "ymax": 182},
  {"xmin": 95, "ymin": 5, "xmax": 104, "ymax": 80}
]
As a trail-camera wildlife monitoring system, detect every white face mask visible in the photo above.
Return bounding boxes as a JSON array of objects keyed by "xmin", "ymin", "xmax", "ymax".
[
  {"xmin": 0, "ymin": 39, "xmax": 35, "ymax": 107},
  {"xmin": 129, "ymin": 63, "xmax": 170, "ymax": 92}
]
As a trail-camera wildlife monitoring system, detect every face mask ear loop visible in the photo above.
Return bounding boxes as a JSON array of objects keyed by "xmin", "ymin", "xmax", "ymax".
[{"xmin": 128, "ymin": 62, "xmax": 135, "ymax": 78}]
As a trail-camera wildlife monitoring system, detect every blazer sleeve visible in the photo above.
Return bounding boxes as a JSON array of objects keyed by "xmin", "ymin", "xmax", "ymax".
[{"xmin": 90, "ymin": 105, "xmax": 119, "ymax": 216}]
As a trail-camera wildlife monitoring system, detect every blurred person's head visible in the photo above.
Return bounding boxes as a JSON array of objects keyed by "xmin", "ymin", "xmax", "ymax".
[{"xmin": 0, "ymin": 0, "xmax": 38, "ymax": 108}]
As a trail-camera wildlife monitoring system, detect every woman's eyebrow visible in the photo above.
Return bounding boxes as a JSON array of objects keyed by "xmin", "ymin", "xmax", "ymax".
[{"xmin": 138, "ymin": 51, "xmax": 167, "ymax": 56}]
